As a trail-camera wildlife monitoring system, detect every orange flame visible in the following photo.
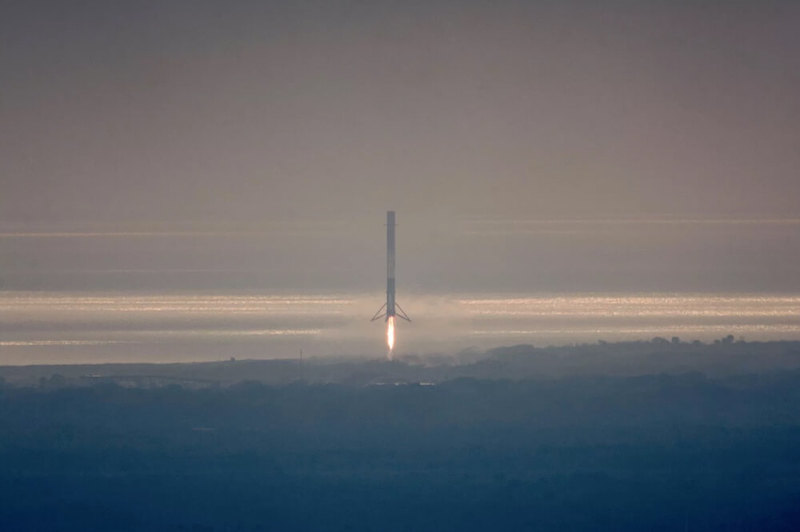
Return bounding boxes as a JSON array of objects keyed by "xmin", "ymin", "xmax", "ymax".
[{"xmin": 387, "ymin": 316, "xmax": 395, "ymax": 354}]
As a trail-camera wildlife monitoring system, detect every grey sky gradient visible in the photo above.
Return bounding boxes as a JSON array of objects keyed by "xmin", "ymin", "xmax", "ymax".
[
  {"xmin": 2, "ymin": 1, "xmax": 800, "ymax": 295},
  {"xmin": 2, "ymin": 0, "xmax": 799, "ymax": 224}
]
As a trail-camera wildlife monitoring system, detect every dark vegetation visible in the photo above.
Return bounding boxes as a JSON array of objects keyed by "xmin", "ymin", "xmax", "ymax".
[
  {"xmin": 5, "ymin": 338, "xmax": 800, "ymax": 388},
  {"xmin": 2, "ymin": 341, "xmax": 800, "ymax": 530}
]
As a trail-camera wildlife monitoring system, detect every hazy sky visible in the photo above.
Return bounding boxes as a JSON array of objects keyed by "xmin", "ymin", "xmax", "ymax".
[
  {"xmin": 2, "ymin": 1, "xmax": 800, "ymax": 295},
  {"xmin": 2, "ymin": 0, "xmax": 798, "ymax": 224}
]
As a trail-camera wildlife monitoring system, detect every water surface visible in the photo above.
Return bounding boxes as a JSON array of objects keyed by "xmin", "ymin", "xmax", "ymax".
[{"xmin": 3, "ymin": 291, "xmax": 800, "ymax": 364}]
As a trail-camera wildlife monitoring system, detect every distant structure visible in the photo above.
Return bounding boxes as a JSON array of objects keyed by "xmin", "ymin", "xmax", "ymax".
[{"xmin": 371, "ymin": 211, "xmax": 410, "ymax": 354}]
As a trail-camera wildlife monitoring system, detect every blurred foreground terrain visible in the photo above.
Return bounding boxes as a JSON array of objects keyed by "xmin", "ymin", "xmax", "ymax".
[{"xmin": 2, "ymin": 341, "xmax": 800, "ymax": 531}]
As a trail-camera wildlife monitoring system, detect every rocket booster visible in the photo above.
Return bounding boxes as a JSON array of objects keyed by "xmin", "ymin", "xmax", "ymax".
[
  {"xmin": 372, "ymin": 211, "xmax": 410, "ymax": 324},
  {"xmin": 386, "ymin": 210, "xmax": 396, "ymax": 319}
]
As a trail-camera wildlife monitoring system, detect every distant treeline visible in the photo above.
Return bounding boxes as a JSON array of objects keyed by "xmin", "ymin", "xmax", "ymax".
[
  {"xmin": 2, "ymin": 368, "xmax": 800, "ymax": 530},
  {"xmin": 4, "ymin": 339, "xmax": 800, "ymax": 388}
]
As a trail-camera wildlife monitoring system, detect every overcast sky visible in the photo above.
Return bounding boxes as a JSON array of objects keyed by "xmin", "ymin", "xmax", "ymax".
[
  {"xmin": 2, "ymin": 0, "xmax": 799, "ymax": 225},
  {"xmin": 2, "ymin": 1, "xmax": 800, "ymax": 294}
]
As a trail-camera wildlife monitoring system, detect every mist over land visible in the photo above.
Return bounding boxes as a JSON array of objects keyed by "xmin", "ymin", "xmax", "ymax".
[{"xmin": 3, "ymin": 341, "xmax": 800, "ymax": 530}]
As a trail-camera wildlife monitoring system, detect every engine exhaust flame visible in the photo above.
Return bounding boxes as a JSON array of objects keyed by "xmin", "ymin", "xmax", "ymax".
[{"xmin": 387, "ymin": 316, "xmax": 395, "ymax": 354}]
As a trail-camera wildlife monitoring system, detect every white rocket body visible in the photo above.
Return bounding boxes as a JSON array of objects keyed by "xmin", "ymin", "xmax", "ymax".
[{"xmin": 372, "ymin": 210, "xmax": 410, "ymax": 324}]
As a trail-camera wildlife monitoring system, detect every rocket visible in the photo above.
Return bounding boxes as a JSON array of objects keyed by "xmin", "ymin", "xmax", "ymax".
[{"xmin": 372, "ymin": 210, "xmax": 410, "ymax": 325}]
